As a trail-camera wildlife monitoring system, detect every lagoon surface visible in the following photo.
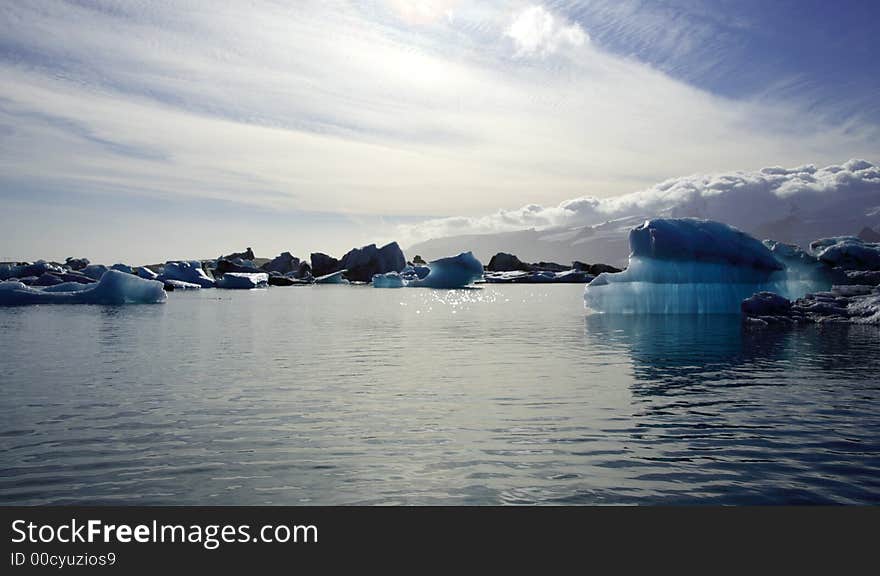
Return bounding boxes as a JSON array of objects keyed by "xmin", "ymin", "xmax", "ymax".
[{"xmin": 1, "ymin": 284, "xmax": 878, "ymax": 505}]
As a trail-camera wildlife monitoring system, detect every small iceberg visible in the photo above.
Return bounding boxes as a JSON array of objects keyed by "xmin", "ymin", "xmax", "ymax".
[
  {"xmin": 81, "ymin": 264, "xmax": 109, "ymax": 280},
  {"xmin": 373, "ymin": 252, "xmax": 483, "ymax": 289},
  {"xmin": 216, "ymin": 272, "xmax": 268, "ymax": 289},
  {"xmin": 0, "ymin": 260, "xmax": 63, "ymax": 280},
  {"xmin": 159, "ymin": 261, "xmax": 215, "ymax": 288},
  {"xmin": 162, "ymin": 279, "xmax": 202, "ymax": 291},
  {"xmin": 111, "ymin": 263, "xmax": 133, "ymax": 274},
  {"xmin": 743, "ymin": 285, "xmax": 880, "ymax": 326},
  {"xmin": 314, "ymin": 270, "xmax": 349, "ymax": 284},
  {"xmin": 372, "ymin": 271, "xmax": 406, "ymax": 288},
  {"xmin": 0, "ymin": 270, "xmax": 167, "ymax": 305},
  {"xmin": 138, "ymin": 266, "xmax": 159, "ymax": 280}
]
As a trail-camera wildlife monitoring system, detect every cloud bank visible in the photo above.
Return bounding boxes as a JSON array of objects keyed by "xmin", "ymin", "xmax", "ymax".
[{"xmin": 400, "ymin": 159, "xmax": 880, "ymax": 245}]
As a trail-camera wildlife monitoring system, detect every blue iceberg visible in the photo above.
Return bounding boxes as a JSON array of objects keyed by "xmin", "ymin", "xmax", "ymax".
[
  {"xmin": 584, "ymin": 218, "xmax": 826, "ymax": 314},
  {"xmin": 373, "ymin": 252, "xmax": 483, "ymax": 289},
  {"xmin": 0, "ymin": 270, "xmax": 167, "ymax": 305}
]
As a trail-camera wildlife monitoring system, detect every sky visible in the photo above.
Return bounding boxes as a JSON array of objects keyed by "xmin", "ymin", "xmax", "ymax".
[{"xmin": 0, "ymin": 0, "xmax": 878, "ymax": 264}]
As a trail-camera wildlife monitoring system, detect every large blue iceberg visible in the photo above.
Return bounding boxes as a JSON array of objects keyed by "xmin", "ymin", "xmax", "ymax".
[
  {"xmin": 0, "ymin": 270, "xmax": 167, "ymax": 305},
  {"xmin": 373, "ymin": 252, "xmax": 483, "ymax": 289},
  {"xmin": 584, "ymin": 218, "xmax": 826, "ymax": 314}
]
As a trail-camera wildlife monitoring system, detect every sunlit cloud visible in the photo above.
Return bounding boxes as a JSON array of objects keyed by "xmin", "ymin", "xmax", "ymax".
[{"xmin": 505, "ymin": 5, "xmax": 588, "ymax": 56}]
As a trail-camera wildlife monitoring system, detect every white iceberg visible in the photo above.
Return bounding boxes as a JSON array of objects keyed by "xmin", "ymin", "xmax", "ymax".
[
  {"xmin": 584, "ymin": 218, "xmax": 824, "ymax": 314},
  {"xmin": 159, "ymin": 261, "xmax": 215, "ymax": 288},
  {"xmin": 215, "ymin": 272, "xmax": 268, "ymax": 289},
  {"xmin": 162, "ymin": 279, "xmax": 201, "ymax": 290},
  {"xmin": 0, "ymin": 270, "xmax": 167, "ymax": 305}
]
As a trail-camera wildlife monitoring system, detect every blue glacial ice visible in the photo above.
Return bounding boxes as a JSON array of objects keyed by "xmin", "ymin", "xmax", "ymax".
[
  {"xmin": 216, "ymin": 272, "xmax": 268, "ymax": 289},
  {"xmin": 584, "ymin": 218, "xmax": 827, "ymax": 314},
  {"xmin": 373, "ymin": 252, "xmax": 483, "ymax": 289},
  {"xmin": 0, "ymin": 270, "xmax": 167, "ymax": 305}
]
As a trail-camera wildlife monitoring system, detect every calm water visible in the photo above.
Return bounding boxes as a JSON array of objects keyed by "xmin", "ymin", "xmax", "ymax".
[{"xmin": 1, "ymin": 284, "xmax": 878, "ymax": 505}]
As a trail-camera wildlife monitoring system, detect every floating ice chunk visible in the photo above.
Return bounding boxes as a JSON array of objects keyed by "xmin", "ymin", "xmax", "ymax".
[
  {"xmin": 314, "ymin": 270, "xmax": 349, "ymax": 284},
  {"xmin": 111, "ymin": 263, "xmax": 133, "ymax": 274},
  {"xmin": 159, "ymin": 261, "xmax": 215, "ymax": 288},
  {"xmin": 340, "ymin": 242, "xmax": 406, "ymax": 282},
  {"xmin": 551, "ymin": 269, "xmax": 594, "ymax": 283},
  {"xmin": 162, "ymin": 279, "xmax": 201, "ymax": 290},
  {"xmin": 483, "ymin": 270, "xmax": 531, "ymax": 283},
  {"xmin": 372, "ymin": 252, "xmax": 484, "ymax": 289},
  {"xmin": 742, "ymin": 285, "xmax": 880, "ymax": 325},
  {"xmin": 33, "ymin": 274, "xmax": 64, "ymax": 287},
  {"xmin": 82, "ymin": 264, "xmax": 109, "ymax": 280},
  {"xmin": 42, "ymin": 282, "xmax": 92, "ymax": 293},
  {"xmin": 216, "ymin": 272, "xmax": 268, "ymax": 289},
  {"xmin": 0, "ymin": 260, "xmax": 63, "ymax": 280},
  {"xmin": 585, "ymin": 218, "xmax": 823, "ymax": 314},
  {"xmin": 407, "ymin": 252, "xmax": 484, "ymax": 288},
  {"xmin": 0, "ymin": 270, "xmax": 167, "ymax": 305},
  {"xmin": 372, "ymin": 272, "xmax": 406, "ymax": 288},
  {"xmin": 809, "ymin": 236, "xmax": 880, "ymax": 270},
  {"xmin": 138, "ymin": 266, "xmax": 158, "ymax": 280}
]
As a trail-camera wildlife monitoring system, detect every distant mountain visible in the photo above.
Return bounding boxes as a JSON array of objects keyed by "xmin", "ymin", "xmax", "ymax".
[
  {"xmin": 408, "ymin": 218, "xmax": 639, "ymax": 268},
  {"xmin": 407, "ymin": 160, "xmax": 880, "ymax": 267}
]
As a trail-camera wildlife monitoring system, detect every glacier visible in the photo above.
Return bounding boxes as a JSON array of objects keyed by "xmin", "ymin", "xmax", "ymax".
[
  {"xmin": 0, "ymin": 270, "xmax": 167, "ymax": 305},
  {"xmin": 584, "ymin": 218, "xmax": 827, "ymax": 314}
]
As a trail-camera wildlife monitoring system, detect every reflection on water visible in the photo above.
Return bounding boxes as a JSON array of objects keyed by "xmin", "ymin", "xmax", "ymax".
[
  {"xmin": 0, "ymin": 285, "xmax": 878, "ymax": 504},
  {"xmin": 583, "ymin": 314, "xmax": 880, "ymax": 504}
]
